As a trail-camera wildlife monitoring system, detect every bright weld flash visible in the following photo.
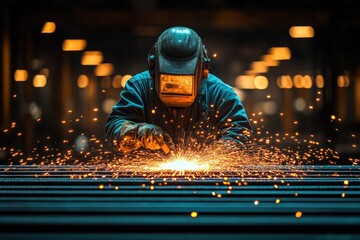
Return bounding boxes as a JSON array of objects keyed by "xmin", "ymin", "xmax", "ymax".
[{"xmin": 159, "ymin": 157, "xmax": 208, "ymax": 171}]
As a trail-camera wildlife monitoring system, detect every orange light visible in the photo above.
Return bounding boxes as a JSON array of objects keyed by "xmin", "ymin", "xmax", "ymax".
[
  {"xmin": 95, "ymin": 63, "xmax": 114, "ymax": 77},
  {"xmin": 261, "ymin": 54, "xmax": 279, "ymax": 67},
  {"xmin": 235, "ymin": 75, "xmax": 255, "ymax": 89},
  {"xmin": 254, "ymin": 76, "xmax": 268, "ymax": 89},
  {"xmin": 250, "ymin": 61, "xmax": 268, "ymax": 73},
  {"xmin": 112, "ymin": 75, "xmax": 123, "ymax": 88},
  {"xmin": 277, "ymin": 75, "xmax": 293, "ymax": 89},
  {"xmin": 14, "ymin": 69, "xmax": 28, "ymax": 81},
  {"xmin": 315, "ymin": 75, "xmax": 325, "ymax": 88},
  {"xmin": 337, "ymin": 75, "xmax": 350, "ymax": 87},
  {"xmin": 62, "ymin": 39, "xmax": 87, "ymax": 51},
  {"xmin": 269, "ymin": 47, "xmax": 291, "ymax": 60},
  {"xmin": 41, "ymin": 22, "xmax": 56, "ymax": 33},
  {"xmin": 77, "ymin": 75, "xmax": 89, "ymax": 88},
  {"xmin": 33, "ymin": 75, "xmax": 47, "ymax": 87},
  {"xmin": 81, "ymin": 51, "xmax": 103, "ymax": 65},
  {"xmin": 289, "ymin": 26, "xmax": 314, "ymax": 38}
]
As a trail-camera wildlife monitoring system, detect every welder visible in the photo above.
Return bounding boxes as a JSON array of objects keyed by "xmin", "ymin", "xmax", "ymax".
[{"xmin": 105, "ymin": 26, "xmax": 252, "ymax": 154}]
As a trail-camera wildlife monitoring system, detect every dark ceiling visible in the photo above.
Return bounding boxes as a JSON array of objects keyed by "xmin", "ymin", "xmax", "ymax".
[{"xmin": 3, "ymin": 0, "xmax": 360, "ymax": 79}]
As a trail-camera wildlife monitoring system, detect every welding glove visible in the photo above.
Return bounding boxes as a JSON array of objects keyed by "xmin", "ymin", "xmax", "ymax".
[{"xmin": 118, "ymin": 121, "xmax": 174, "ymax": 153}]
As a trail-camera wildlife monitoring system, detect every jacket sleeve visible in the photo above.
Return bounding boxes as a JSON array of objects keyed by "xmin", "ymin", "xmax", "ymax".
[
  {"xmin": 214, "ymin": 87, "xmax": 252, "ymax": 145},
  {"xmin": 105, "ymin": 78, "xmax": 146, "ymax": 152}
]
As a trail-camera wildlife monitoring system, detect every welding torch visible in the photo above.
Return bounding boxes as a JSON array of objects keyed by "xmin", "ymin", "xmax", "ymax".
[
  {"xmin": 160, "ymin": 142, "xmax": 171, "ymax": 154},
  {"xmin": 156, "ymin": 138, "xmax": 175, "ymax": 155}
]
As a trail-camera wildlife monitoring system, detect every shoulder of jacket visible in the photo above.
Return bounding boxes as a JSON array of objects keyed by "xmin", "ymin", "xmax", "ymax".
[
  {"xmin": 206, "ymin": 73, "xmax": 233, "ymax": 91},
  {"xmin": 129, "ymin": 70, "xmax": 151, "ymax": 82},
  {"xmin": 125, "ymin": 71, "xmax": 152, "ymax": 89}
]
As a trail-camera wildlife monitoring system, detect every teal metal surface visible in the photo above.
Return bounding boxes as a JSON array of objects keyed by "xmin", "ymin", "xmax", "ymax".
[{"xmin": 0, "ymin": 165, "xmax": 359, "ymax": 239}]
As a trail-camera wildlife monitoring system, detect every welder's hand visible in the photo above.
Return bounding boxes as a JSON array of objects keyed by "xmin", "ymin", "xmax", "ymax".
[
  {"xmin": 137, "ymin": 123, "xmax": 173, "ymax": 152},
  {"xmin": 118, "ymin": 121, "xmax": 174, "ymax": 153}
]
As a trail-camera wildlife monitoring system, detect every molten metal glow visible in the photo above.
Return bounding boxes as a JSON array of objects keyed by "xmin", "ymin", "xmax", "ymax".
[{"xmin": 159, "ymin": 157, "xmax": 208, "ymax": 171}]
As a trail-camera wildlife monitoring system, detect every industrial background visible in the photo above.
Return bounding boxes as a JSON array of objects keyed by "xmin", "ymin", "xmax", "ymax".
[
  {"xmin": 1, "ymin": 1, "xmax": 360, "ymax": 239},
  {"xmin": 1, "ymin": 0, "xmax": 360, "ymax": 162}
]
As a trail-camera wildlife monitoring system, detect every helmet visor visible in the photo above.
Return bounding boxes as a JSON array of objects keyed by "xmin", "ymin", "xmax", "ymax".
[{"xmin": 160, "ymin": 74, "xmax": 194, "ymax": 96}]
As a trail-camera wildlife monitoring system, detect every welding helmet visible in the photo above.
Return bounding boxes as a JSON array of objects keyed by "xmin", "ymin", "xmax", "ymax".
[{"xmin": 148, "ymin": 26, "xmax": 210, "ymax": 108}]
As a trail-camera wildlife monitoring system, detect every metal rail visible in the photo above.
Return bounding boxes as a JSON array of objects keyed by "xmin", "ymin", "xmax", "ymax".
[{"xmin": 0, "ymin": 164, "xmax": 359, "ymax": 239}]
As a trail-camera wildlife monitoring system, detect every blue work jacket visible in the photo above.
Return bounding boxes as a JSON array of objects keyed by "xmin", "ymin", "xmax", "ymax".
[{"xmin": 105, "ymin": 70, "xmax": 252, "ymax": 150}]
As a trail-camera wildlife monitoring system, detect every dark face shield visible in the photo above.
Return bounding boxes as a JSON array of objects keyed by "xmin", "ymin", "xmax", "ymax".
[{"xmin": 159, "ymin": 74, "xmax": 195, "ymax": 107}]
